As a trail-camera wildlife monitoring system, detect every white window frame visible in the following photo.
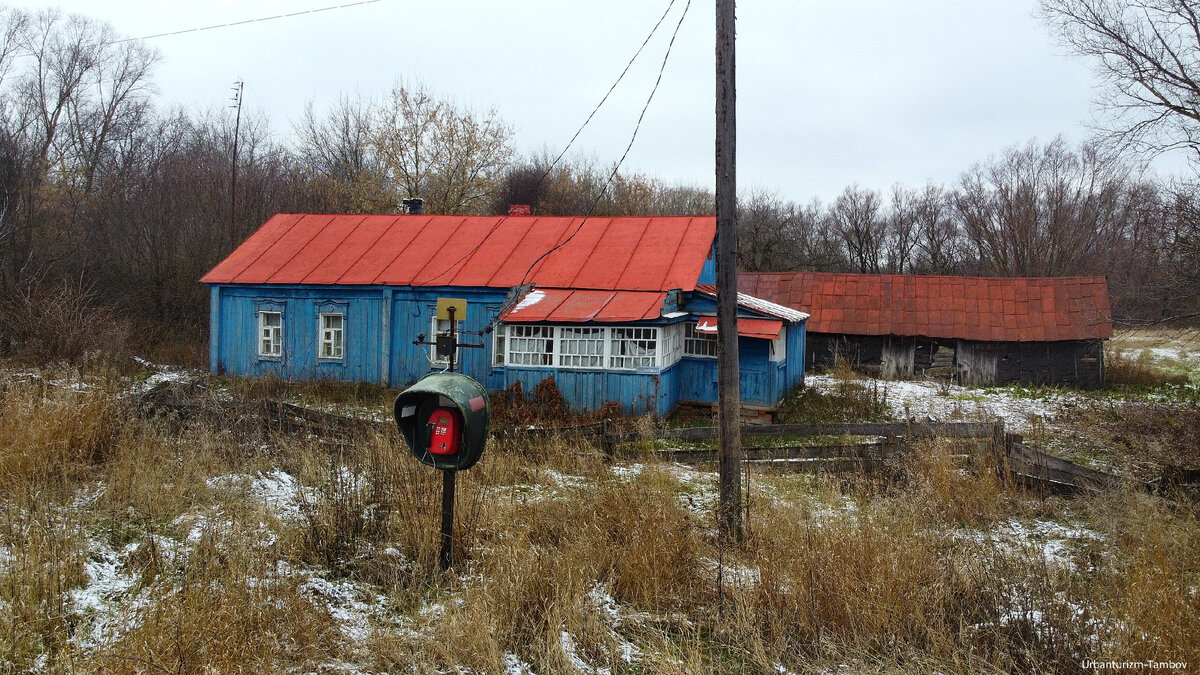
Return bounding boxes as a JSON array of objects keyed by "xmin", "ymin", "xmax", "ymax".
[
  {"xmin": 318, "ymin": 313, "xmax": 344, "ymax": 360},
  {"xmin": 430, "ymin": 316, "xmax": 463, "ymax": 366},
  {"xmin": 609, "ymin": 327, "xmax": 659, "ymax": 370},
  {"xmin": 661, "ymin": 323, "xmax": 683, "ymax": 368},
  {"xmin": 495, "ymin": 324, "xmax": 676, "ymax": 371},
  {"xmin": 507, "ymin": 325, "xmax": 554, "ymax": 366},
  {"xmin": 557, "ymin": 326, "xmax": 607, "ymax": 369},
  {"xmin": 684, "ymin": 321, "xmax": 718, "ymax": 358},
  {"xmin": 492, "ymin": 323, "xmax": 507, "ymax": 366},
  {"xmin": 258, "ymin": 311, "xmax": 283, "ymax": 358}
]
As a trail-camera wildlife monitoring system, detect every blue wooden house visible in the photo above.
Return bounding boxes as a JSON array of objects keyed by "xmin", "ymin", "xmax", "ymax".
[{"xmin": 202, "ymin": 213, "xmax": 808, "ymax": 415}]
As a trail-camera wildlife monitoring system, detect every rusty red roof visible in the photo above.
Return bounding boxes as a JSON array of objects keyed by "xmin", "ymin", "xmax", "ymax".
[
  {"xmin": 499, "ymin": 288, "xmax": 667, "ymax": 323},
  {"xmin": 201, "ymin": 214, "xmax": 717, "ymax": 292},
  {"xmin": 739, "ymin": 272, "xmax": 1112, "ymax": 342}
]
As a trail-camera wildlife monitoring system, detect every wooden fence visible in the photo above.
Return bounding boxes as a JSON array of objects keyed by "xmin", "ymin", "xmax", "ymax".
[{"xmin": 504, "ymin": 419, "xmax": 1132, "ymax": 495}]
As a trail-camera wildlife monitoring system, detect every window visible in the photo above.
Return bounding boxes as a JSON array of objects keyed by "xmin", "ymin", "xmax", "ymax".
[
  {"xmin": 508, "ymin": 325, "xmax": 553, "ymax": 366},
  {"xmin": 609, "ymin": 327, "xmax": 658, "ymax": 370},
  {"xmin": 684, "ymin": 322, "xmax": 717, "ymax": 357},
  {"xmin": 259, "ymin": 311, "xmax": 282, "ymax": 357},
  {"xmin": 558, "ymin": 327, "xmax": 606, "ymax": 368},
  {"xmin": 661, "ymin": 323, "xmax": 683, "ymax": 367},
  {"xmin": 430, "ymin": 316, "xmax": 463, "ymax": 365},
  {"xmin": 492, "ymin": 324, "xmax": 507, "ymax": 366},
  {"xmin": 319, "ymin": 313, "xmax": 344, "ymax": 359}
]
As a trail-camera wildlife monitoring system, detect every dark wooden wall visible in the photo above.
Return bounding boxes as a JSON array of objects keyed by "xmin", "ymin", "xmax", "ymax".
[{"xmin": 805, "ymin": 332, "xmax": 1105, "ymax": 388}]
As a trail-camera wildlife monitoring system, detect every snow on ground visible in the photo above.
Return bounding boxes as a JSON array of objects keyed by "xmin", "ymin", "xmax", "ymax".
[
  {"xmin": 955, "ymin": 518, "xmax": 1105, "ymax": 570},
  {"xmin": 299, "ymin": 575, "xmax": 397, "ymax": 643},
  {"xmin": 69, "ymin": 538, "xmax": 145, "ymax": 652},
  {"xmin": 806, "ymin": 374, "xmax": 1068, "ymax": 430},
  {"xmin": 205, "ymin": 469, "xmax": 313, "ymax": 521}
]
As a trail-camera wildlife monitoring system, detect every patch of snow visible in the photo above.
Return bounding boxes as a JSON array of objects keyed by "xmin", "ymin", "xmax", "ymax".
[
  {"xmin": 69, "ymin": 538, "xmax": 143, "ymax": 651},
  {"xmin": 543, "ymin": 469, "xmax": 590, "ymax": 490},
  {"xmin": 661, "ymin": 311, "xmax": 688, "ymax": 319},
  {"xmin": 589, "ymin": 582, "xmax": 620, "ymax": 623},
  {"xmin": 619, "ymin": 641, "xmax": 640, "ymax": 665},
  {"xmin": 559, "ymin": 630, "xmax": 609, "ymax": 675},
  {"xmin": 205, "ymin": 469, "xmax": 311, "ymax": 521},
  {"xmin": 806, "ymin": 374, "xmax": 1069, "ymax": 430},
  {"xmin": 609, "ymin": 463, "xmax": 644, "ymax": 480},
  {"xmin": 504, "ymin": 653, "xmax": 536, "ymax": 674},
  {"xmin": 514, "ymin": 289, "xmax": 547, "ymax": 312},
  {"xmin": 955, "ymin": 518, "xmax": 1104, "ymax": 571},
  {"xmin": 300, "ymin": 576, "xmax": 393, "ymax": 643},
  {"xmin": 250, "ymin": 469, "xmax": 308, "ymax": 520},
  {"xmin": 705, "ymin": 558, "xmax": 760, "ymax": 587}
]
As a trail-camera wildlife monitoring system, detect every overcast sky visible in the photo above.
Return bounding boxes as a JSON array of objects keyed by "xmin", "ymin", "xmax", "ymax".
[{"xmin": 12, "ymin": 0, "xmax": 1190, "ymax": 204}]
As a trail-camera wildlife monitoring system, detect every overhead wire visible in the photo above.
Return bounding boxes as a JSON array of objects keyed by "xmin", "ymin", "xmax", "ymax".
[
  {"xmin": 112, "ymin": 0, "xmax": 384, "ymax": 45},
  {"xmin": 418, "ymin": 0, "xmax": 680, "ymax": 286},
  {"xmin": 516, "ymin": 0, "xmax": 693, "ymax": 289}
]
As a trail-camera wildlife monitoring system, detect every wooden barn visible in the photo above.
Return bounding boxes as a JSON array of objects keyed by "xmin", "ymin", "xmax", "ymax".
[
  {"xmin": 739, "ymin": 272, "xmax": 1112, "ymax": 388},
  {"xmin": 201, "ymin": 213, "xmax": 808, "ymax": 414}
]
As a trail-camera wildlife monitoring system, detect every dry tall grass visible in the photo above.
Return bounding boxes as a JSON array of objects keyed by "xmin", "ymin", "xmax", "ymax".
[{"xmin": 0, "ymin": 364, "xmax": 1197, "ymax": 673}]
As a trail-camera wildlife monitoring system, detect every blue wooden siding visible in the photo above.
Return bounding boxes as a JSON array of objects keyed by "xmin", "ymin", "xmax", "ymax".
[
  {"xmin": 214, "ymin": 285, "xmax": 385, "ymax": 383},
  {"xmin": 785, "ymin": 320, "xmax": 807, "ymax": 393},
  {"xmin": 209, "ymin": 283, "xmax": 804, "ymax": 415},
  {"xmin": 678, "ymin": 357, "xmax": 716, "ymax": 403},
  {"xmin": 675, "ymin": 334, "xmax": 798, "ymax": 406},
  {"xmin": 384, "ymin": 288, "xmax": 508, "ymax": 387},
  {"xmin": 503, "ymin": 364, "xmax": 679, "ymax": 416},
  {"xmin": 697, "ymin": 243, "xmax": 717, "ymax": 285}
]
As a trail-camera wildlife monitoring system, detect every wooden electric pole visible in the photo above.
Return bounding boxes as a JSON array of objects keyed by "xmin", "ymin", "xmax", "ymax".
[
  {"xmin": 715, "ymin": 0, "xmax": 742, "ymax": 542},
  {"xmin": 229, "ymin": 80, "xmax": 244, "ymax": 252}
]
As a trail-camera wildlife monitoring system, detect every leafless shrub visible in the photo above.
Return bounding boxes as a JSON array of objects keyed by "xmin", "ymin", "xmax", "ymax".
[{"xmin": 0, "ymin": 280, "xmax": 129, "ymax": 363}]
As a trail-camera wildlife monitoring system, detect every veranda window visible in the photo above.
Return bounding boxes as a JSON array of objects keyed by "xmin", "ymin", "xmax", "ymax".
[{"xmin": 609, "ymin": 327, "xmax": 658, "ymax": 370}]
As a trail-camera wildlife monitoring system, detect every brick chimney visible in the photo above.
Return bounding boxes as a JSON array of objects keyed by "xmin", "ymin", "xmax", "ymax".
[
  {"xmin": 508, "ymin": 204, "xmax": 532, "ymax": 216},
  {"xmin": 402, "ymin": 198, "xmax": 424, "ymax": 215}
]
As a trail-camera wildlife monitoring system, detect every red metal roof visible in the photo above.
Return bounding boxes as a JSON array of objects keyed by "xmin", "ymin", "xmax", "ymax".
[
  {"xmin": 695, "ymin": 316, "xmax": 784, "ymax": 340},
  {"xmin": 201, "ymin": 214, "xmax": 716, "ymax": 292},
  {"xmin": 499, "ymin": 288, "xmax": 667, "ymax": 323},
  {"xmin": 739, "ymin": 272, "xmax": 1113, "ymax": 342}
]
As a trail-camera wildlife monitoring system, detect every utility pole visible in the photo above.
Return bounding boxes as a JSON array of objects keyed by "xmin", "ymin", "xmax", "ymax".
[
  {"xmin": 229, "ymin": 80, "xmax": 244, "ymax": 252},
  {"xmin": 715, "ymin": 0, "xmax": 742, "ymax": 542}
]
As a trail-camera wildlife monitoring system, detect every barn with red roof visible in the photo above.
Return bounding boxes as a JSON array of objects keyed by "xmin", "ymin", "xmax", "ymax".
[
  {"xmin": 739, "ymin": 271, "xmax": 1112, "ymax": 387},
  {"xmin": 202, "ymin": 211, "xmax": 809, "ymax": 413}
]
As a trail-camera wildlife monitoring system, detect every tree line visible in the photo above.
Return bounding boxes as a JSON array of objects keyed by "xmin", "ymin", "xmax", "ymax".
[{"xmin": 0, "ymin": 3, "xmax": 1195, "ymax": 362}]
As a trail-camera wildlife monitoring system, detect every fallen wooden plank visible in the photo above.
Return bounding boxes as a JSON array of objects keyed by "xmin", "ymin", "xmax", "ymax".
[
  {"xmin": 606, "ymin": 421, "xmax": 997, "ymax": 444},
  {"xmin": 1008, "ymin": 443, "xmax": 1123, "ymax": 489},
  {"xmin": 658, "ymin": 442, "xmax": 900, "ymax": 463}
]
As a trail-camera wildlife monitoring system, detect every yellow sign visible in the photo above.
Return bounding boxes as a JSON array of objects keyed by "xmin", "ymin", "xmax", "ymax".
[{"xmin": 436, "ymin": 298, "xmax": 467, "ymax": 321}]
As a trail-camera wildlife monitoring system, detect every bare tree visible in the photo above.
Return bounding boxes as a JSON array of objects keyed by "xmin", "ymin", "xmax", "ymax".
[
  {"xmin": 955, "ymin": 137, "xmax": 1136, "ymax": 277},
  {"xmin": 294, "ymin": 95, "xmax": 392, "ymax": 212},
  {"xmin": 911, "ymin": 184, "xmax": 964, "ymax": 274},
  {"xmin": 829, "ymin": 184, "xmax": 886, "ymax": 273},
  {"xmin": 885, "ymin": 184, "xmax": 919, "ymax": 273},
  {"xmin": 375, "ymin": 83, "xmax": 514, "ymax": 214},
  {"xmin": 1041, "ymin": 0, "xmax": 1200, "ymax": 161}
]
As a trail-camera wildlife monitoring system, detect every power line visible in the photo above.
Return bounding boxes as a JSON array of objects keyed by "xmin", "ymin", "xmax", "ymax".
[
  {"xmin": 112, "ymin": 0, "xmax": 383, "ymax": 45},
  {"xmin": 419, "ymin": 0, "xmax": 680, "ymax": 286},
  {"xmin": 517, "ymin": 0, "xmax": 693, "ymax": 288}
]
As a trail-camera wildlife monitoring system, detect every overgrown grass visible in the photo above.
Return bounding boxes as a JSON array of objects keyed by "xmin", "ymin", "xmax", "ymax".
[
  {"xmin": 1105, "ymin": 348, "xmax": 1192, "ymax": 388},
  {"xmin": 1, "ymin": 363, "xmax": 1197, "ymax": 672},
  {"xmin": 777, "ymin": 360, "xmax": 892, "ymax": 424}
]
